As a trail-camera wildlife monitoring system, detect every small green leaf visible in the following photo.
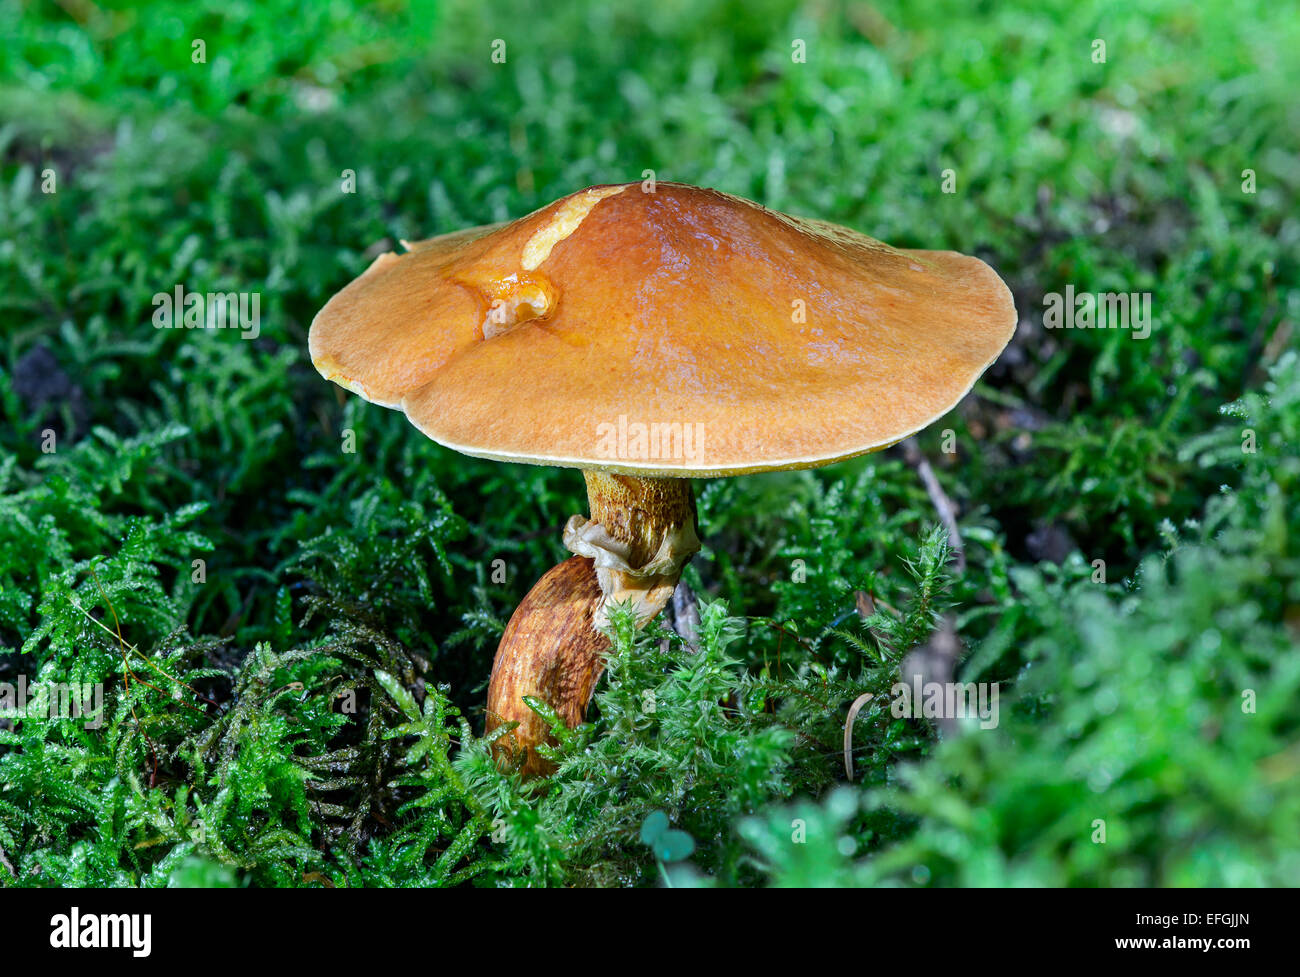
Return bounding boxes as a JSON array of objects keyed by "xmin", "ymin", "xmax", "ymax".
[
  {"xmin": 654, "ymin": 829, "xmax": 695, "ymax": 863},
  {"xmin": 640, "ymin": 810, "xmax": 669, "ymax": 845}
]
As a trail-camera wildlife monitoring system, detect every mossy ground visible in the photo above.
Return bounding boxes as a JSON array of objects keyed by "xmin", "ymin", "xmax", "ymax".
[{"xmin": 0, "ymin": 0, "xmax": 1297, "ymax": 886}]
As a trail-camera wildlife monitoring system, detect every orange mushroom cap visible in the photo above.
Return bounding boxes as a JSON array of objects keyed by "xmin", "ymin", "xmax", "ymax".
[{"xmin": 309, "ymin": 182, "xmax": 1016, "ymax": 477}]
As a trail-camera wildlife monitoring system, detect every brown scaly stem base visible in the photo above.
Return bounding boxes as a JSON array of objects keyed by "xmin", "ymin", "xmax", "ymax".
[
  {"xmin": 485, "ymin": 556, "xmax": 608, "ymax": 777},
  {"xmin": 485, "ymin": 473, "xmax": 698, "ymax": 776}
]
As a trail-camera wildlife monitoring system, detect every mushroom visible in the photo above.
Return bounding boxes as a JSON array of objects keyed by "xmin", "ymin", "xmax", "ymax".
[{"xmin": 309, "ymin": 182, "xmax": 1016, "ymax": 776}]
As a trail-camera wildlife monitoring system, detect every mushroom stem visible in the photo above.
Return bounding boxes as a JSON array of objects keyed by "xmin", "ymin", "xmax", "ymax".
[
  {"xmin": 485, "ymin": 556, "xmax": 609, "ymax": 777},
  {"xmin": 566, "ymin": 472, "xmax": 701, "ymax": 626},
  {"xmin": 486, "ymin": 473, "xmax": 699, "ymax": 775}
]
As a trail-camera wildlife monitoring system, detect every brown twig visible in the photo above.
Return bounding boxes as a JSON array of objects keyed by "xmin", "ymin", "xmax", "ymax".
[
  {"xmin": 899, "ymin": 437, "xmax": 966, "ymax": 573},
  {"xmin": 900, "ymin": 615, "xmax": 964, "ymax": 737},
  {"xmin": 667, "ymin": 579, "xmax": 701, "ymax": 652}
]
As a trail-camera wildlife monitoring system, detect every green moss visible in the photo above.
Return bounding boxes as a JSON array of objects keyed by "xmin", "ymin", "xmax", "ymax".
[{"xmin": 1, "ymin": 0, "xmax": 1296, "ymax": 886}]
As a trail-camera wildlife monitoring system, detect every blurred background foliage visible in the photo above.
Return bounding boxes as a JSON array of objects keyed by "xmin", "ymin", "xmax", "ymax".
[{"xmin": 0, "ymin": 0, "xmax": 1296, "ymax": 886}]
